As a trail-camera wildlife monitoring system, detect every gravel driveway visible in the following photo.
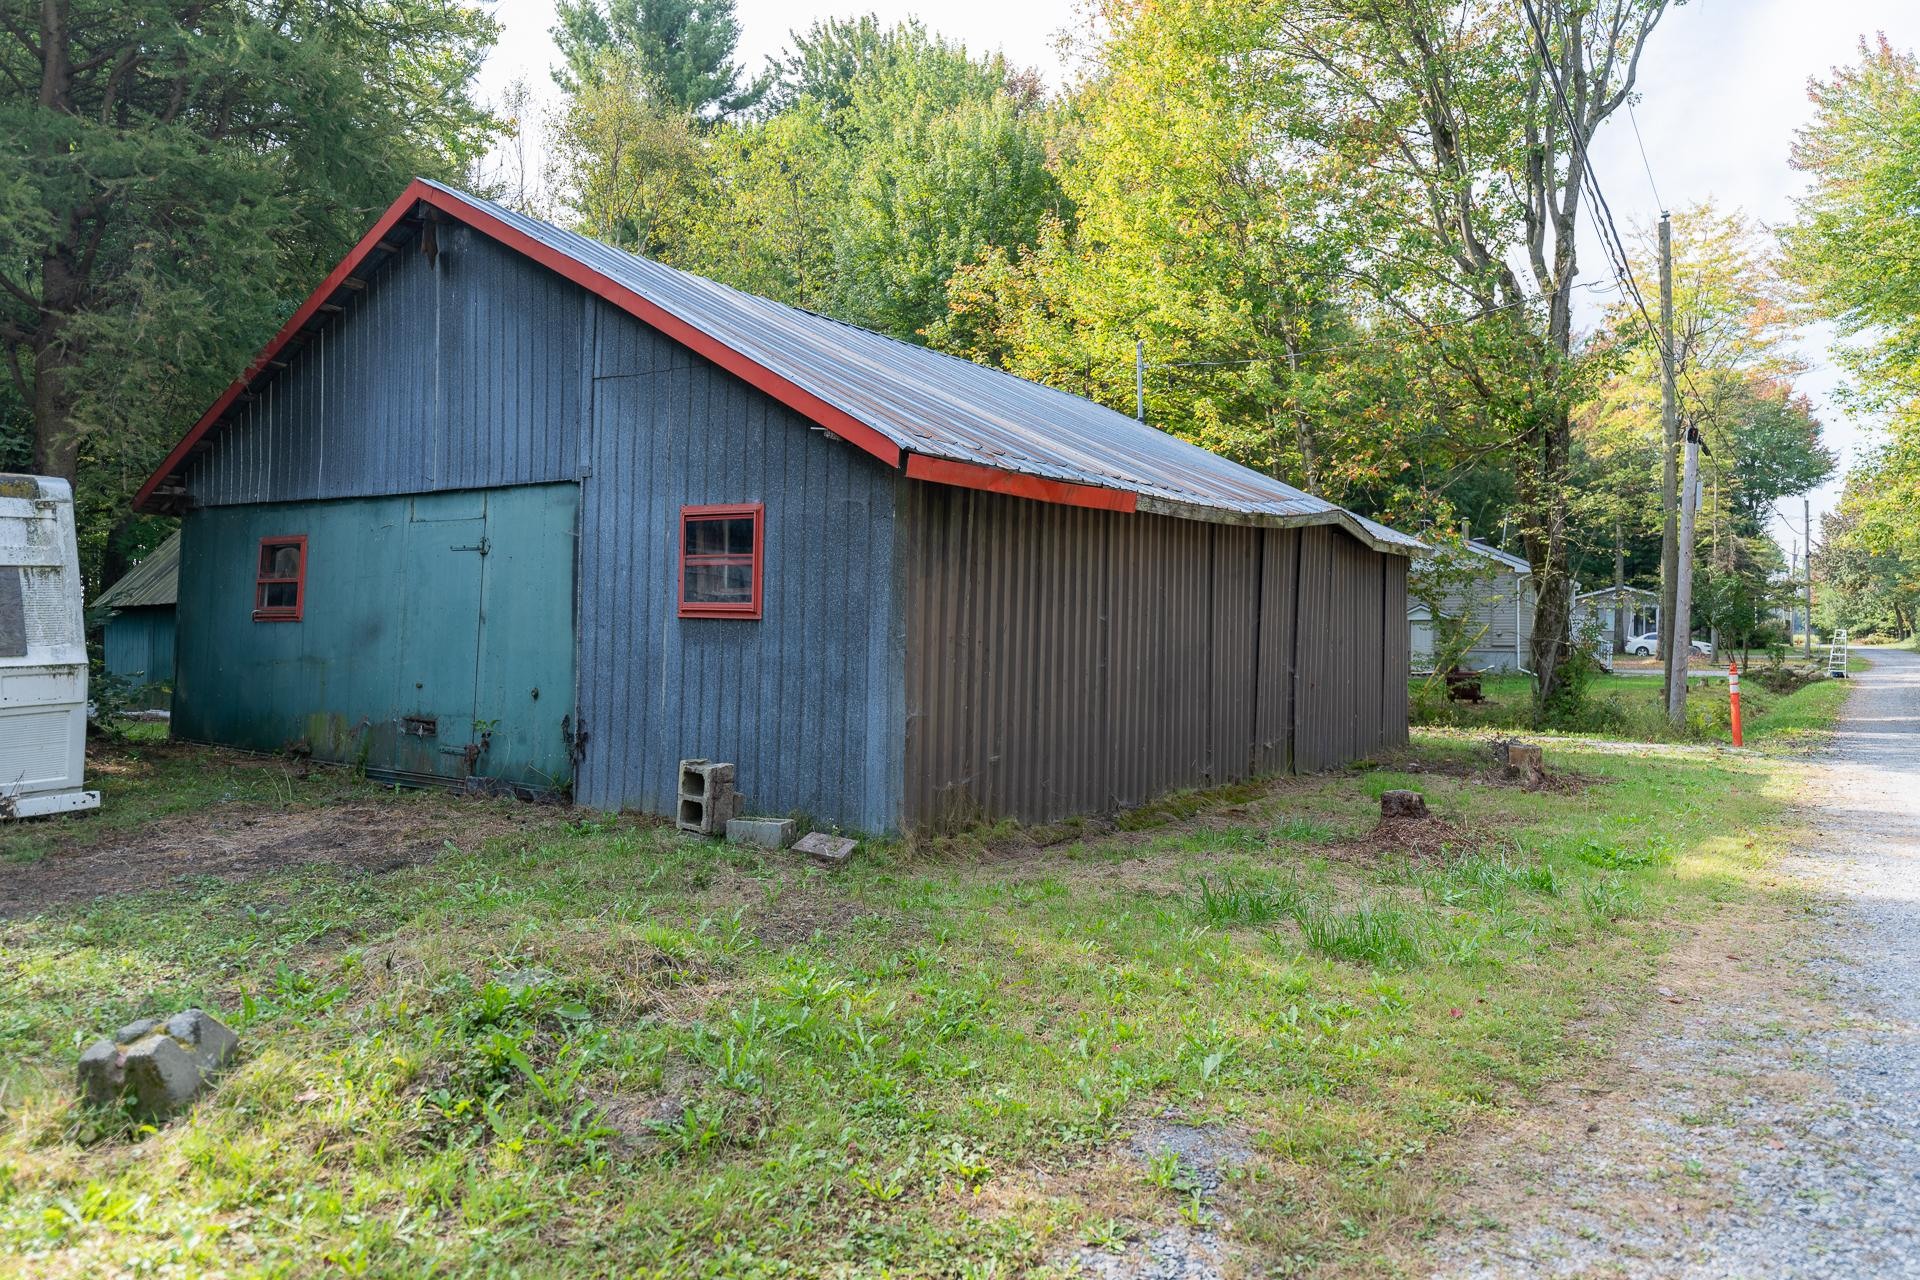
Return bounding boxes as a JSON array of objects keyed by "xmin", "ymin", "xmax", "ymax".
[{"xmin": 1425, "ymin": 647, "xmax": 1920, "ymax": 1278}]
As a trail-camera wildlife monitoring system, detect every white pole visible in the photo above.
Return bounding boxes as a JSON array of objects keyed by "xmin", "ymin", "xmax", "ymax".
[{"xmin": 1667, "ymin": 427, "xmax": 1701, "ymax": 723}]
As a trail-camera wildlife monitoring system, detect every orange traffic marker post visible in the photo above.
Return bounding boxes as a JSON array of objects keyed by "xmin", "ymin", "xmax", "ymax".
[{"xmin": 1728, "ymin": 660, "xmax": 1743, "ymax": 747}]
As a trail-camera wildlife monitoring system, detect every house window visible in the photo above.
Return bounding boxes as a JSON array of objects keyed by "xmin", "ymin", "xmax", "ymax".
[
  {"xmin": 678, "ymin": 504, "xmax": 762, "ymax": 619},
  {"xmin": 253, "ymin": 536, "xmax": 306, "ymax": 622}
]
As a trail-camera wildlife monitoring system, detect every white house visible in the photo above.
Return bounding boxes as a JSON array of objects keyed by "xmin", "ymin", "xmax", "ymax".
[
  {"xmin": 1573, "ymin": 586, "xmax": 1660, "ymax": 653},
  {"xmin": 1409, "ymin": 539, "xmax": 1535, "ymax": 673}
]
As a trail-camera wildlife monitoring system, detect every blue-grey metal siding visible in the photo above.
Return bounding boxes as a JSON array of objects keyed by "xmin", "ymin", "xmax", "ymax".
[
  {"xmin": 103, "ymin": 608, "xmax": 174, "ymax": 691},
  {"xmin": 573, "ymin": 309, "xmax": 905, "ymax": 832},
  {"xmin": 183, "ymin": 226, "xmax": 587, "ymax": 506}
]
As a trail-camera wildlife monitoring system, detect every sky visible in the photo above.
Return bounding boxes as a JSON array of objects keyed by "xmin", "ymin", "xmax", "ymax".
[{"xmin": 475, "ymin": 0, "xmax": 1920, "ymax": 556}]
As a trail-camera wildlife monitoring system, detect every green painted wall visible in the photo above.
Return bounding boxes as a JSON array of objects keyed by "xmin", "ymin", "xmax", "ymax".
[
  {"xmin": 103, "ymin": 609, "xmax": 174, "ymax": 695},
  {"xmin": 174, "ymin": 484, "xmax": 578, "ymax": 790}
]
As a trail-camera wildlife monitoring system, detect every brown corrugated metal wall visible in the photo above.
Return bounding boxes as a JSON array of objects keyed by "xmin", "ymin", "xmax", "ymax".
[{"xmin": 901, "ymin": 484, "xmax": 1409, "ymax": 828}]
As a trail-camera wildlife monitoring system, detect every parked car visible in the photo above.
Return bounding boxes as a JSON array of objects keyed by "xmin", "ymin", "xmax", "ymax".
[{"xmin": 1625, "ymin": 632, "xmax": 1711, "ymax": 657}]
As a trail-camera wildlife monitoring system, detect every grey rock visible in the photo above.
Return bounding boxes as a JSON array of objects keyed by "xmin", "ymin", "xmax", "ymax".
[
  {"xmin": 794, "ymin": 831, "xmax": 857, "ymax": 867},
  {"xmin": 76, "ymin": 1008, "xmax": 239, "ymax": 1119},
  {"xmin": 164, "ymin": 1009, "xmax": 239, "ymax": 1071},
  {"xmin": 123, "ymin": 1035, "xmax": 204, "ymax": 1118},
  {"xmin": 114, "ymin": 1017, "xmax": 160, "ymax": 1043}
]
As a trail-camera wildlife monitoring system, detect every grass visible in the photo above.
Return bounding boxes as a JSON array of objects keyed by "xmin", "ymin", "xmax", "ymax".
[
  {"xmin": 1414, "ymin": 665, "xmax": 1853, "ymax": 750},
  {"xmin": 0, "ymin": 715, "xmax": 1842, "ymax": 1278}
]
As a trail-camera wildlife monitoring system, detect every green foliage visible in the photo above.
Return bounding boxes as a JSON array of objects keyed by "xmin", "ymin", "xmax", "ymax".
[
  {"xmin": 550, "ymin": 0, "xmax": 764, "ymax": 116},
  {"xmin": 1, "ymin": 0, "xmax": 499, "ymax": 582}
]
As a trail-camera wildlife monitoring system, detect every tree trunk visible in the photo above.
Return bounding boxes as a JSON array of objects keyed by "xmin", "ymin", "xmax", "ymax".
[
  {"xmin": 1523, "ymin": 403, "xmax": 1575, "ymax": 712},
  {"xmin": 28, "ymin": 0, "xmax": 83, "ymax": 487}
]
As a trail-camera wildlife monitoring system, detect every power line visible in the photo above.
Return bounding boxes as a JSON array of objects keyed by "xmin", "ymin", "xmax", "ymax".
[
  {"xmin": 1151, "ymin": 301, "xmax": 1529, "ymax": 369},
  {"xmin": 1625, "ymin": 100, "xmax": 1665, "ymax": 211}
]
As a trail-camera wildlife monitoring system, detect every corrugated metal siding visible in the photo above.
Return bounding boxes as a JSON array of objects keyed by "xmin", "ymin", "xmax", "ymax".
[
  {"xmin": 898, "ymin": 485, "xmax": 1413, "ymax": 825},
  {"xmin": 103, "ymin": 609, "xmax": 174, "ymax": 691},
  {"xmin": 1294, "ymin": 527, "xmax": 1408, "ymax": 771},
  {"xmin": 182, "ymin": 226, "xmax": 587, "ymax": 506},
  {"xmin": 573, "ymin": 309, "xmax": 904, "ymax": 832},
  {"xmin": 902, "ymin": 498, "xmax": 1408, "ymax": 828}
]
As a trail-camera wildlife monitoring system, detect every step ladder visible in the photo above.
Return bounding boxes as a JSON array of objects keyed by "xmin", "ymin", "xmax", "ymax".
[{"xmin": 1827, "ymin": 628, "xmax": 1850, "ymax": 679}]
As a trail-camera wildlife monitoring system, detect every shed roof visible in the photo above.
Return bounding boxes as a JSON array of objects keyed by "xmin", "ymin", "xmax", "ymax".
[
  {"xmin": 95, "ymin": 531, "xmax": 179, "ymax": 610},
  {"xmin": 135, "ymin": 181, "xmax": 1419, "ymax": 555}
]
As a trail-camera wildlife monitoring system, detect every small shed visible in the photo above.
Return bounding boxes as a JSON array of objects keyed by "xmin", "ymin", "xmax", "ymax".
[
  {"xmin": 1409, "ymin": 539, "xmax": 1535, "ymax": 674},
  {"xmin": 94, "ymin": 532, "xmax": 179, "ymax": 695},
  {"xmin": 134, "ymin": 180, "xmax": 1420, "ymax": 831},
  {"xmin": 1573, "ymin": 586, "xmax": 1659, "ymax": 653}
]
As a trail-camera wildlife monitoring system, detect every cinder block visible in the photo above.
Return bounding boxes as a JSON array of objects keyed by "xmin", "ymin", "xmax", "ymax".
[
  {"xmin": 676, "ymin": 758, "xmax": 745, "ymax": 836},
  {"xmin": 795, "ymin": 831, "xmax": 857, "ymax": 867},
  {"xmin": 726, "ymin": 816, "xmax": 797, "ymax": 849},
  {"xmin": 678, "ymin": 759, "xmax": 734, "ymax": 800}
]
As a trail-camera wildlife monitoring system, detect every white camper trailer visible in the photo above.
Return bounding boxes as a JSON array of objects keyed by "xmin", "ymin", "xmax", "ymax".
[{"xmin": 0, "ymin": 474, "xmax": 99, "ymax": 817}]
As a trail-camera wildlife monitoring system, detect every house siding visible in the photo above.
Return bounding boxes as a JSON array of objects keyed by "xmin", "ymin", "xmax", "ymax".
[
  {"xmin": 1430, "ymin": 566, "xmax": 1533, "ymax": 672},
  {"xmin": 103, "ymin": 609, "xmax": 174, "ymax": 692},
  {"xmin": 900, "ymin": 487, "xmax": 1406, "ymax": 828},
  {"xmin": 183, "ymin": 226, "xmax": 588, "ymax": 506},
  {"xmin": 572, "ymin": 309, "xmax": 905, "ymax": 832},
  {"xmin": 172, "ymin": 227, "xmax": 905, "ymax": 829}
]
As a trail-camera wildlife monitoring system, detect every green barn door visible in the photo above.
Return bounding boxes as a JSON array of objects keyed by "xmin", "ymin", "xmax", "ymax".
[
  {"xmin": 391, "ymin": 485, "xmax": 579, "ymax": 791},
  {"xmin": 472, "ymin": 485, "xmax": 578, "ymax": 790},
  {"xmin": 393, "ymin": 492, "xmax": 488, "ymax": 783}
]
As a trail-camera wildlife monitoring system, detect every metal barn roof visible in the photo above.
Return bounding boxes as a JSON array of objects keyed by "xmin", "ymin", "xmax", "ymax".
[
  {"xmin": 137, "ymin": 180, "xmax": 1420, "ymax": 555},
  {"xmin": 95, "ymin": 531, "xmax": 179, "ymax": 610}
]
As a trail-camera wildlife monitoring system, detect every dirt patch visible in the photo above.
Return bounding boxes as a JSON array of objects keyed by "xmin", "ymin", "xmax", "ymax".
[
  {"xmin": 1326, "ymin": 812, "xmax": 1497, "ymax": 865},
  {"xmin": 0, "ymin": 799, "xmax": 539, "ymax": 918}
]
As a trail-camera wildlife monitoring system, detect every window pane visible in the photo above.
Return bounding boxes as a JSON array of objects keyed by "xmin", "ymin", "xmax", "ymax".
[
  {"xmin": 684, "ymin": 515, "xmax": 755, "ymax": 558},
  {"xmin": 684, "ymin": 560, "xmax": 753, "ymax": 605},
  {"xmin": 685, "ymin": 518, "xmax": 727, "ymax": 557},
  {"xmin": 260, "ymin": 581, "xmax": 299, "ymax": 610},
  {"xmin": 260, "ymin": 543, "xmax": 300, "ymax": 578},
  {"xmin": 723, "ymin": 516, "xmax": 755, "ymax": 556}
]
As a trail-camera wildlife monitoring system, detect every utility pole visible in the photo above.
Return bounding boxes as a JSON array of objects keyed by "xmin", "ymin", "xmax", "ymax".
[
  {"xmin": 1135, "ymin": 340, "xmax": 1146, "ymax": 423},
  {"xmin": 1803, "ymin": 496, "xmax": 1816, "ymax": 658},
  {"xmin": 1668, "ymin": 425, "xmax": 1703, "ymax": 724},
  {"xmin": 1612, "ymin": 519, "xmax": 1626, "ymax": 655},
  {"xmin": 1656, "ymin": 213, "xmax": 1680, "ymax": 704}
]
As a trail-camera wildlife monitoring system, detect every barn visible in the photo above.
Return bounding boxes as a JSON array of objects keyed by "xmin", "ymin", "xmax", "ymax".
[
  {"xmin": 134, "ymin": 181, "xmax": 1418, "ymax": 832},
  {"xmin": 95, "ymin": 531, "xmax": 179, "ymax": 697}
]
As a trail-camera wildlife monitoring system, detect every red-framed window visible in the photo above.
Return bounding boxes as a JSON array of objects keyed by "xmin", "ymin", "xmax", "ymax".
[
  {"xmin": 678, "ymin": 504, "xmax": 763, "ymax": 619},
  {"xmin": 253, "ymin": 535, "xmax": 307, "ymax": 622}
]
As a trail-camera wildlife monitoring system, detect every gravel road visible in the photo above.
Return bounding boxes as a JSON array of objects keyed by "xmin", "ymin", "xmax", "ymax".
[{"xmin": 1426, "ymin": 647, "xmax": 1920, "ymax": 1277}]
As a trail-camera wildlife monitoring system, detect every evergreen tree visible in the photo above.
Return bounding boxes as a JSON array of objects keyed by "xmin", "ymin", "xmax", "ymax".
[{"xmin": 551, "ymin": 0, "xmax": 765, "ymax": 118}]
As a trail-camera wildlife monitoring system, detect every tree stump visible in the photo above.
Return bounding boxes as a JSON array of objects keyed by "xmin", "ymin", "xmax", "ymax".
[{"xmin": 1380, "ymin": 789, "xmax": 1429, "ymax": 819}]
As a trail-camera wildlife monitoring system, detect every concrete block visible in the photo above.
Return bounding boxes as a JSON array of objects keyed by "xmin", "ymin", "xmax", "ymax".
[
  {"xmin": 727, "ymin": 817, "xmax": 797, "ymax": 849},
  {"xmin": 795, "ymin": 831, "xmax": 857, "ymax": 867},
  {"xmin": 78, "ymin": 1008, "xmax": 239, "ymax": 1119},
  {"xmin": 677, "ymin": 760, "xmax": 745, "ymax": 836},
  {"xmin": 1380, "ymin": 789, "xmax": 1429, "ymax": 819}
]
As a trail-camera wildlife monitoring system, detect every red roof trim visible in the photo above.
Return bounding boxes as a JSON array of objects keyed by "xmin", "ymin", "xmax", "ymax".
[
  {"xmin": 135, "ymin": 182, "xmax": 905, "ymax": 513},
  {"xmin": 905, "ymin": 454, "xmax": 1137, "ymax": 513}
]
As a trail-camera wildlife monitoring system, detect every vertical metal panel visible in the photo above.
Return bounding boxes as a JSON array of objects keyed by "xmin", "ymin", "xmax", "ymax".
[
  {"xmin": 183, "ymin": 226, "xmax": 586, "ymax": 507},
  {"xmin": 103, "ymin": 609, "xmax": 174, "ymax": 691},
  {"xmin": 902, "ymin": 486, "xmax": 1241, "ymax": 827},
  {"xmin": 1253, "ymin": 527, "xmax": 1299, "ymax": 774},
  {"xmin": 902, "ymin": 496, "xmax": 1408, "ymax": 828},
  {"xmin": 571, "ymin": 308, "xmax": 903, "ymax": 832}
]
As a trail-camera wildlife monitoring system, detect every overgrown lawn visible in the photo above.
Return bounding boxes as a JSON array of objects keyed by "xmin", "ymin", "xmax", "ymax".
[{"xmin": 0, "ymin": 727, "xmax": 1831, "ymax": 1277}]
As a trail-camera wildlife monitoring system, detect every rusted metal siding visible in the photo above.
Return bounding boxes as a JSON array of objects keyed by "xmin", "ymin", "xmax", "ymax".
[
  {"xmin": 572, "ymin": 309, "xmax": 904, "ymax": 832},
  {"xmin": 182, "ymin": 226, "xmax": 587, "ymax": 506},
  {"xmin": 902, "ymin": 490, "xmax": 1406, "ymax": 827}
]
